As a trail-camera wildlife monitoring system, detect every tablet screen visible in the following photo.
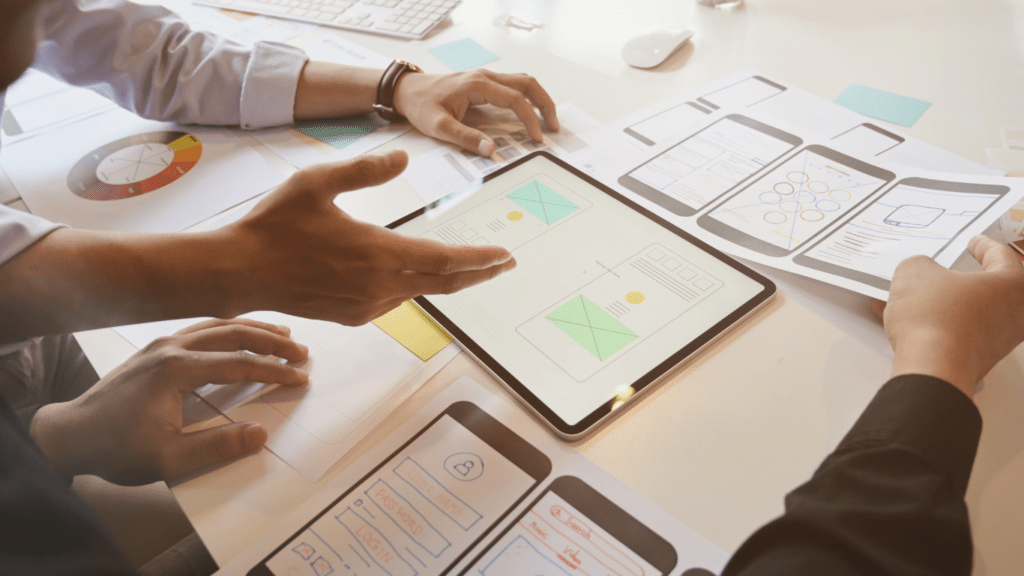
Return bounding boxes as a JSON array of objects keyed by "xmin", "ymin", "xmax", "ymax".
[{"xmin": 393, "ymin": 153, "xmax": 772, "ymax": 433}]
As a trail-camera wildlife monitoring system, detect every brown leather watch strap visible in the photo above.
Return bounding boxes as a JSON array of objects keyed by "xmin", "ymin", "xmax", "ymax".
[{"xmin": 373, "ymin": 60, "xmax": 423, "ymax": 122}]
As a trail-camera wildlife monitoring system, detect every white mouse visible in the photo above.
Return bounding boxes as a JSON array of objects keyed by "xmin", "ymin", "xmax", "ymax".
[{"xmin": 621, "ymin": 30, "xmax": 695, "ymax": 69}]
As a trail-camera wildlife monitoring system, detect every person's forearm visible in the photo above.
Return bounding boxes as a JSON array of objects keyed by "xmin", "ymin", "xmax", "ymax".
[
  {"xmin": 721, "ymin": 375, "xmax": 981, "ymax": 576},
  {"xmin": 0, "ymin": 228, "xmax": 243, "ymax": 342},
  {"xmin": 293, "ymin": 62, "xmax": 383, "ymax": 121}
]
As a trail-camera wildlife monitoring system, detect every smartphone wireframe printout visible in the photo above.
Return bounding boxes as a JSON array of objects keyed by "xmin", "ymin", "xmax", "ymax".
[
  {"xmin": 793, "ymin": 178, "xmax": 1011, "ymax": 290},
  {"xmin": 698, "ymin": 145, "xmax": 896, "ymax": 256},
  {"xmin": 390, "ymin": 152, "xmax": 775, "ymax": 438},
  {"xmin": 830, "ymin": 123, "xmax": 904, "ymax": 157},
  {"xmin": 250, "ymin": 402, "xmax": 551, "ymax": 576},
  {"xmin": 461, "ymin": 476, "xmax": 678, "ymax": 576},
  {"xmin": 623, "ymin": 102, "xmax": 712, "ymax": 147},
  {"xmin": 696, "ymin": 75, "xmax": 786, "ymax": 110},
  {"xmin": 619, "ymin": 115, "xmax": 802, "ymax": 216}
]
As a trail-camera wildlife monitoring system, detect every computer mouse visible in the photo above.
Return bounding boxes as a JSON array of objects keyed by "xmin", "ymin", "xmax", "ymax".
[{"xmin": 621, "ymin": 30, "xmax": 695, "ymax": 69}]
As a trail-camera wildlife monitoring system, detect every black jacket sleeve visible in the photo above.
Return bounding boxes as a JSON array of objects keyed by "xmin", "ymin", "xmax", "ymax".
[
  {"xmin": 721, "ymin": 374, "xmax": 982, "ymax": 576},
  {"xmin": 0, "ymin": 396, "xmax": 137, "ymax": 576}
]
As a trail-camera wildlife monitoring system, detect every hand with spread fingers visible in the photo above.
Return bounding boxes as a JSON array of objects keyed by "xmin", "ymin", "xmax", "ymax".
[
  {"xmin": 393, "ymin": 69, "xmax": 560, "ymax": 156},
  {"xmin": 29, "ymin": 319, "xmax": 309, "ymax": 485},
  {"xmin": 216, "ymin": 149, "xmax": 518, "ymax": 325},
  {"xmin": 872, "ymin": 235, "xmax": 1024, "ymax": 397}
]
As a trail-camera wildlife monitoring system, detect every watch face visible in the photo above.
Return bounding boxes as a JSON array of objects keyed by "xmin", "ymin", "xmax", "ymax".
[{"xmin": 67, "ymin": 131, "xmax": 202, "ymax": 201}]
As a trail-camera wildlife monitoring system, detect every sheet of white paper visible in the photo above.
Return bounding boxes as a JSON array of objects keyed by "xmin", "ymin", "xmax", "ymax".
[
  {"xmin": 1001, "ymin": 126, "xmax": 1024, "ymax": 152},
  {"xmin": 249, "ymin": 35, "xmax": 411, "ymax": 168},
  {"xmin": 608, "ymin": 69, "xmax": 1001, "ymax": 178},
  {"xmin": 214, "ymin": 377, "xmax": 728, "ymax": 576},
  {"xmin": 402, "ymin": 103, "xmax": 605, "ymax": 205},
  {"xmin": 987, "ymin": 148, "xmax": 1024, "ymax": 172},
  {"xmin": 180, "ymin": 3, "xmax": 318, "ymax": 44},
  {"xmin": 115, "ymin": 312, "xmax": 460, "ymax": 481},
  {"xmin": 570, "ymin": 70, "xmax": 1021, "ymax": 300},
  {"xmin": 1, "ymin": 69, "xmax": 117, "ymax": 146},
  {"xmin": 3, "ymin": 107, "xmax": 286, "ymax": 232}
]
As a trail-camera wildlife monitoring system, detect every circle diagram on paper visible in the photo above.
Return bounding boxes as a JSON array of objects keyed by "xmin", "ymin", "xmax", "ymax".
[{"xmin": 67, "ymin": 131, "xmax": 202, "ymax": 200}]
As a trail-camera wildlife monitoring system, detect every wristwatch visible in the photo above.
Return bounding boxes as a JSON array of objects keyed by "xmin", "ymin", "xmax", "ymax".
[{"xmin": 373, "ymin": 60, "xmax": 424, "ymax": 122}]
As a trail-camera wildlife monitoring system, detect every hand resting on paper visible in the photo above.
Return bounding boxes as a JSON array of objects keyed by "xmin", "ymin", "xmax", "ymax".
[
  {"xmin": 28, "ymin": 318, "xmax": 309, "ymax": 485},
  {"xmin": 872, "ymin": 235, "xmax": 1024, "ymax": 397},
  {"xmin": 294, "ymin": 62, "xmax": 559, "ymax": 157},
  {"xmin": 392, "ymin": 70, "xmax": 560, "ymax": 156},
  {"xmin": 0, "ymin": 150, "xmax": 516, "ymax": 341}
]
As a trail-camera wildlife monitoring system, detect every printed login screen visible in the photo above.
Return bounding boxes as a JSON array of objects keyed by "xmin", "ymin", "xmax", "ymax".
[
  {"xmin": 397, "ymin": 155, "xmax": 765, "ymax": 425},
  {"xmin": 264, "ymin": 414, "xmax": 536, "ymax": 576}
]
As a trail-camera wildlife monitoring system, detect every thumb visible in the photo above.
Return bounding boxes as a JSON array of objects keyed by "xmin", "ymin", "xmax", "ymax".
[
  {"xmin": 433, "ymin": 114, "xmax": 496, "ymax": 157},
  {"xmin": 969, "ymin": 235, "xmax": 1020, "ymax": 273},
  {"xmin": 162, "ymin": 423, "xmax": 266, "ymax": 477},
  {"xmin": 290, "ymin": 150, "xmax": 409, "ymax": 204}
]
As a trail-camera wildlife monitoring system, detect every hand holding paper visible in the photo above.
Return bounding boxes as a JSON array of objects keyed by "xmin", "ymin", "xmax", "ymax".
[{"xmin": 874, "ymin": 235, "xmax": 1024, "ymax": 396}]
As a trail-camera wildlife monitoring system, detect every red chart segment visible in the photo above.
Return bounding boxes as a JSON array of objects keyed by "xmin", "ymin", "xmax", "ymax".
[{"xmin": 67, "ymin": 132, "xmax": 202, "ymax": 201}]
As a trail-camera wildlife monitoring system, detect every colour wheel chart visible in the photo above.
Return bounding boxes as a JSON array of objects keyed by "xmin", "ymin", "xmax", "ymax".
[{"xmin": 66, "ymin": 131, "xmax": 202, "ymax": 200}]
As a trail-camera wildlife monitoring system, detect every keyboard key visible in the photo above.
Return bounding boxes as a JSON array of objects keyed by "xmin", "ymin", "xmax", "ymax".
[
  {"xmin": 232, "ymin": 0, "xmax": 288, "ymax": 12},
  {"xmin": 399, "ymin": 23, "xmax": 414, "ymax": 33},
  {"xmin": 376, "ymin": 21, "xmax": 402, "ymax": 31},
  {"xmin": 411, "ymin": 20, "xmax": 432, "ymax": 35}
]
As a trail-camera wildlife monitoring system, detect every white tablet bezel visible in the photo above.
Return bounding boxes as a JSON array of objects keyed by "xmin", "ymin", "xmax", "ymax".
[{"xmin": 389, "ymin": 151, "xmax": 777, "ymax": 439}]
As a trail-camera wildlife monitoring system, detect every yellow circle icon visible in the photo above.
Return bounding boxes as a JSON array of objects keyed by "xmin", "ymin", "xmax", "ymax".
[
  {"xmin": 507, "ymin": 211, "xmax": 524, "ymax": 221},
  {"xmin": 625, "ymin": 291, "xmax": 645, "ymax": 304}
]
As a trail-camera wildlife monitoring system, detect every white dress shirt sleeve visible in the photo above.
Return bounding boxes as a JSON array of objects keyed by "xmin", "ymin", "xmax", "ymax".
[{"xmin": 31, "ymin": 0, "xmax": 309, "ymax": 129}]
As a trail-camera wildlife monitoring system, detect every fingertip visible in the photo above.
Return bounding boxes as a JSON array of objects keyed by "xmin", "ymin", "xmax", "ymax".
[
  {"xmin": 276, "ymin": 324, "xmax": 291, "ymax": 336},
  {"xmin": 478, "ymin": 138, "xmax": 496, "ymax": 157},
  {"xmin": 290, "ymin": 365, "xmax": 310, "ymax": 385},
  {"xmin": 243, "ymin": 423, "xmax": 267, "ymax": 452}
]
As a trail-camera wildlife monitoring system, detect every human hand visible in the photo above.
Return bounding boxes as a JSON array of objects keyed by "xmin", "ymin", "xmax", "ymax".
[
  {"xmin": 214, "ymin": 150, "xmax": 516, "ymax": 325},
  {"xmin": 872, "ymin": 235, "xmax": 1024, "ymax": 397},
  {"xmin": 393, "ymin": 70, "xmax": 559, "ymax": 156},
  {"xmin": 29, "ymin": 319, "xmax": 309, "ymax": 485}
]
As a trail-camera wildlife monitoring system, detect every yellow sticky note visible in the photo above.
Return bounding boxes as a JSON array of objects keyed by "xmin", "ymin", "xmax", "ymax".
[{"xmin": 372, "ymin": 300, "xmax": 453, "ymax": 361}]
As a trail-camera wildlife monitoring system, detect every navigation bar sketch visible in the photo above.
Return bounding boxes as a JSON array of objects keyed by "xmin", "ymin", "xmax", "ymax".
[
  {"xmin": 422, "ymin": 175, "xmax": 591, "ymax": 252},
  {"xmin": 518, "ymin": 244, "xmax": 724, "ymax": 382}
]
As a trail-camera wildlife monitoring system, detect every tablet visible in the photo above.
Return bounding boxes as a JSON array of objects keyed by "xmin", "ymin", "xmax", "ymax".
[{"xmin": 391, "ymin": 152, "xmax": 776, "ymax": 439}]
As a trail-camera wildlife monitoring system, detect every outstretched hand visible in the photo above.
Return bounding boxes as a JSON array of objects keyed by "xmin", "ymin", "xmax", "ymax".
[
  {"xmin": 215, "ymin": 149, "xmax": 517, "ymax": 325},
  {"xmin": 29, "ymin": 319, "xmax": 309, "ymax": 485},
  {"xmin": 872, "ymin": 236, "xmax": 1024, "ymax": 396}
]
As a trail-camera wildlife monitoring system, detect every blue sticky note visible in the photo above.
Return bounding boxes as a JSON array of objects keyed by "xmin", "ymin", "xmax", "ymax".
[
  {"xmin": 428, "ymin": 38, "xmax": 499, "ymax": 72},
  {"xmin": 834, "ymin": 84, "xmax": 932, "ymax": 128}
]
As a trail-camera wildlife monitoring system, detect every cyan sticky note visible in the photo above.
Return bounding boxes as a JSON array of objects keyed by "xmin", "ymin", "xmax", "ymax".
[
  {"xmin": 428, "ymin": 38, "xmax": 499, "ymax": 72},
  {"xmin": 834, "ymin": 84, "xmax": 932, "ymax": 128}
]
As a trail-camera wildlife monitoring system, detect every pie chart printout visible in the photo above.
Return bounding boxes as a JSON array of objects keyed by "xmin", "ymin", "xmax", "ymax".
[{"xmin": 67, "ymin": 131, "xmax": 202, "ymax": 200}]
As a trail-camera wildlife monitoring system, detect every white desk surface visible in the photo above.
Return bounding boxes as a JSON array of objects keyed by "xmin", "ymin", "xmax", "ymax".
[{"xmin": 70, "ymin": 0, "xmax": 1024, "ymax": 574}]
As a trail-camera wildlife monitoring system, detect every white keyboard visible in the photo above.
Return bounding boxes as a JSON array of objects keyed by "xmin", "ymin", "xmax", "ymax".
[{"xmin": 194, "ymin": 0, "xmax": 460, "ymax": 39}]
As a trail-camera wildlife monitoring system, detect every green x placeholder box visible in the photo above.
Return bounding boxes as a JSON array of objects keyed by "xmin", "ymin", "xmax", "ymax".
[
  {"xmin": 506, "ymin": 180, "xmax": 580, "ymax": 224},
  {"xmin": 546, "ymin": 295, "xmax": 639, "ymax": 361}
]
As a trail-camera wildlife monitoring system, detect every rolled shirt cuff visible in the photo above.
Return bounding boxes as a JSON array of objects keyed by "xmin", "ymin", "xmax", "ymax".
[{"xmin": 239, "ymin": 41, "xmax": 309, "ymax": 130}]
